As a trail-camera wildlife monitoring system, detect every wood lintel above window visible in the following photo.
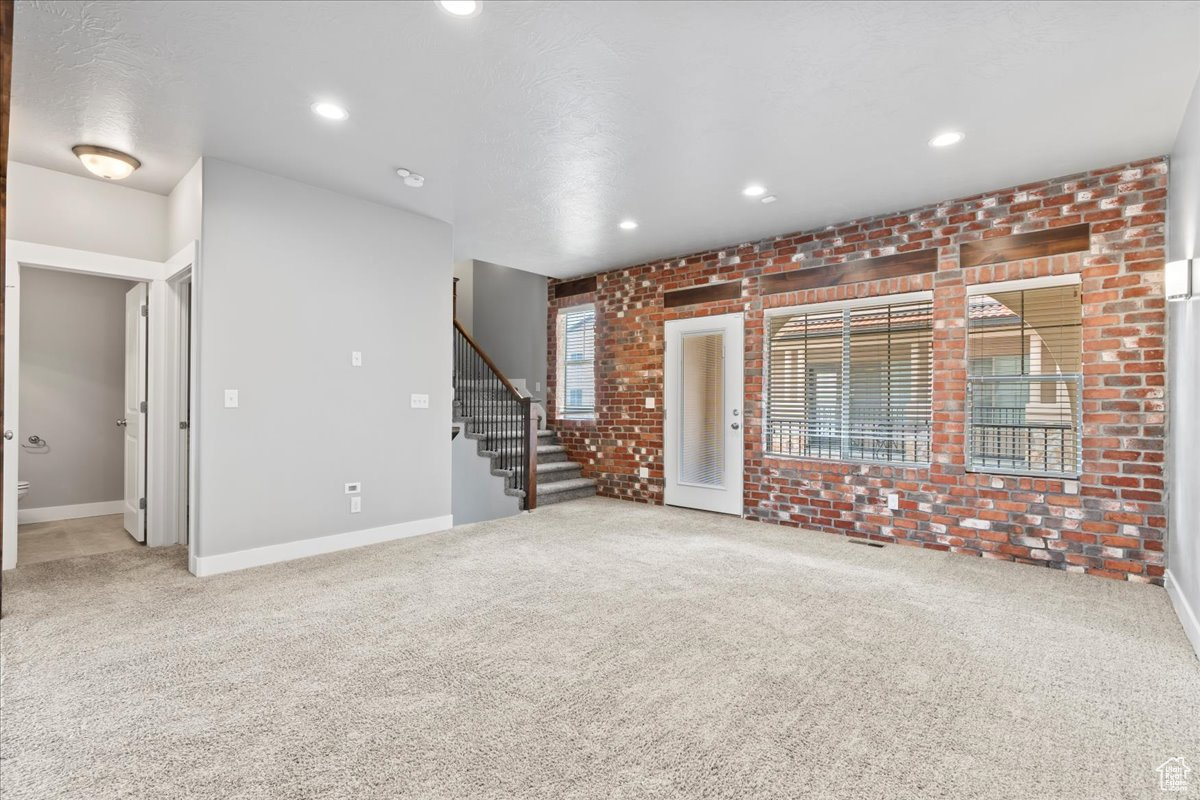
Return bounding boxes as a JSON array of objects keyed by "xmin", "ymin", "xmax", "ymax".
[{"xmin": 760, "ymin": 249, "xmax": 938, "ymax": 295}]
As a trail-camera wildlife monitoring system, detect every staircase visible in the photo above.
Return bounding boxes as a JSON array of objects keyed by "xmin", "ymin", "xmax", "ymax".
[{"xmin": 454, "ymin": 322, "xmax": 596, "ymax": 509}]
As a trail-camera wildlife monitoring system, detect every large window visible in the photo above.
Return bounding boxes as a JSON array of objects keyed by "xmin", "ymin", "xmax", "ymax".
[
  {"xmin": 766, "ymin": 297, "xmax": 933, "ymax": 464},
  {"xmin": 556, "ymin": 304, "xmax": 595, "ymax": 419},
  {"xmin": 967, "ymin": 282, "xmax": 1082, "ymax": 477}
]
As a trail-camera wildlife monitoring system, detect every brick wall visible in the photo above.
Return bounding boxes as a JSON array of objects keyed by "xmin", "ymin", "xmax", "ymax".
[{"xmin": 547, "ymin": 159, "xmax": 1168, "ymax": 583}]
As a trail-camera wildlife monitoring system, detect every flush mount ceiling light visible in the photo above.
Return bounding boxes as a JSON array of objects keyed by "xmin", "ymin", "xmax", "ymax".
[
  {"xmin": 437, "ymin": 0, "xmax": 481, "ymax": 17},
  {"xmin": 396, "ymin": 168, "xmax": 425, "ymax": 188},
  {"xmin": 928, "ymin": 130, "xmax": 965, "ymax": 148},
  {"xmin": 742, "ymin": 184, "xmax": 766, "ymax": 197},
  {"xmin": 71, "ymin": 145, "xmax": 140, "ymax": 180},
  {"xmin": 311, "ymin": 101, "xmax": 349, "ymax": 121},
  {"xmin": 619, "ymin": 220, "xmax": 639, "ymax": 230},
  {"xmin": 760, "ymin": 194, "xmax": 778, "ymax": 204}
]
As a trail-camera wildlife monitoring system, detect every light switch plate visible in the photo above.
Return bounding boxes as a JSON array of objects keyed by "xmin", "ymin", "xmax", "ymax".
[
  {"xmin": 344, "ymin": 482, "xmax": 361, "ymax": 495},
  {"xmin": 224, "ymin": 389, "xmax": 239, "ymax": 408},
  {"xmin": 639, "ymin": 467, "xmax": 650, "ymax": 479},
  {"xmin": 410, "ymin": 393, "xmax": 430, "ymax": 409},
  {"xmin": 351, "ymin": 351, "xmax": 363, "ymax": 367},
  {"xmin": 887, "ymin": 493, "xmax": 900, "ymax": 511},
  {"xmin": 350, "ymin": 496, "xmax": 362, "ymax": 513}
]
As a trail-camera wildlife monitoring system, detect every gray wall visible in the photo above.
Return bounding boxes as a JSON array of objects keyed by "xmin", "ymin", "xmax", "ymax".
[
  {"xmin": 1168, "ymin": 70, "xmax": 1200, "ymax": 656},
  {"xmin": 19, "ymin": 268, "xmax": 135, "ymax": 509},
  {"xmin": 453, "ymin": 259, "xmax": 474, "ymax": 333},
  {"xmin": 6, "ymin": 162, "xmax": 168, "ymax": 261},
  {"xmin": 451, "ymin": 429, "xmax": 520, "ymax": 525},
  {"xmin": 471, "ymin": 260, "xmax": 549, "ymax": 402},
  {"xmin": 196, "ymin": 159, "xmax": 453, "ymax": 558}
]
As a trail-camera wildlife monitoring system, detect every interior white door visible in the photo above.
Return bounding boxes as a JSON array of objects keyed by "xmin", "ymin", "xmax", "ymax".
[
  {"xmin": 2, "ymin": 266, "xmax": 21, "ymax": 569},
  {"xmin": 664, "ymin": 312, "xmax": 744, "ymax": 515},
  {"xmin": 123, "ymin": 284, "xmax": 148, "ymax": 541}
]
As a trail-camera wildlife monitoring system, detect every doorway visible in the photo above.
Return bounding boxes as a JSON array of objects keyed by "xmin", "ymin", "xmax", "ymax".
[
  {"xmin": 15, "ymin": 268, "xmax": 148, "ymax": 561},
  {"xmin": 3, "ymin": 241, "xmax": 197, "ymax": 570},
  {"xmin": 663, "ymin": 312, "xmax": 745, "ymax": 515}
]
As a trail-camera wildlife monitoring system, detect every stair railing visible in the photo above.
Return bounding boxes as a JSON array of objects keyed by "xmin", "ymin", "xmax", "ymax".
[{"xmin": 453, "ymin": 321, "xmax": 537, "ymax": 510}]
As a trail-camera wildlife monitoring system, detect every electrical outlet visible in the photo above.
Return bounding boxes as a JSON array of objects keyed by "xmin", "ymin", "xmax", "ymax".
[
  {"xmin": 350, "ymin": 496, "xmax": 362, "ymax": 514},
  {"xmin": 344, "ymin": 482, "xmax": 361, "ymax": 495},
  {"xmin": 224, "ymin": 389, "xmax": 239, "ymax": 408},
  {"xmin": 645, "ymin": 397, "xmax": 656, "ymax": 409},
  {"xmin": 535, "ymin": 381, "xmax": 541, "ymax": 391},
  {"xmin": 351, "ymin": 351, "xmax": 363, "ymax": 367},
  {"xmin": 887, "ymin": 493, "xmax": 900, "ymax": 511},
  {"xmin": 410, "ymin": 393, "xmax": 430, "ymax": 409},
  {"xmin": 639, "ymin": 467, "xmax": 650, "ymax": 479}
]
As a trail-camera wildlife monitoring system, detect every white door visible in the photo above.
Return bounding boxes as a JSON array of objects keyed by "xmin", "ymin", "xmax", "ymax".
[
  {"xmin": 664, "ymin": 312, "xmax": 744, "ymax": 515},
  {"xmin": 122, "ymin": 284, "xmax": 148, "ymax": 541}
]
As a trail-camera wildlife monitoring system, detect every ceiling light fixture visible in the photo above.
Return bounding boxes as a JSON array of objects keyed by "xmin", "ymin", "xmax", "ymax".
[
  {"xmin": 742, "ymin": 184, "xmax": 766, "ymax": 197},
  {"xmin": 311, "ymin": 101, "xmax": 349, "ymax": 121},
  {"xmin": 71, "ymin": 145, "xmax": 140, "ymax": 180},
  {"xmin": 396, "ymin": 168, "xmax": 425, "ymax": 188},
  {"xmin": 619, "ymin": 220, "xmax": 638, "ymax": 231},
  {"xmin": 760, "ymin": 194, "xmax": 778, "ymax": 204},
  {"xmin": 928, "ymin": 130, "xmax": 965, "ymax": 148},
  {"xmin": 437, "ymin": 0, "xmax": 481, "ymax": 17}
]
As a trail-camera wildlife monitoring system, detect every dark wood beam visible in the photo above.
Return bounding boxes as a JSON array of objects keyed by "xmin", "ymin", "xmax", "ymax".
[
  {"xmin": 1, "ymin": 0, "xmax": 14, "ymax": 614},
  {"xmin": 663, "ymin": 280, "xmax": 742, "ymax": 308},
  {"xmin": 959, "ymin": 224, "xmax": 1091, "ymax": 268},
  {"xmin": 760, "ymin": 248, "xmax": 937, "ymax": 295},
  {"xmin": 554, "ymin": 275, "xmax": 597, "ymax": 300}
]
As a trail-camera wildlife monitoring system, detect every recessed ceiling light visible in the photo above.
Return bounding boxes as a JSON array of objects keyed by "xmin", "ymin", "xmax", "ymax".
[
  {"xmin": 71, "ymin": 145, "xmax": 140, "ymax": 180},
  {"xmin": 311, "ymin": 101, "xmax": 349, "ymax": 121},
  {"xmin": 742, "ymin": 184, "xmax": 766, "ymax": 197},
  {"xmin": 928, "ymin": 130, "xmax": 965, "ymax": 148},
  {"xmin": 437, "ymin": 0, "xmax": 481, "ymax": 17},
  {"xmin": 760, "ymin": 195, "xmax": 778, "ymax": 204},
  {"xmin": 619, "ymin": 220, "xmax": 638, "ymax": 230}
]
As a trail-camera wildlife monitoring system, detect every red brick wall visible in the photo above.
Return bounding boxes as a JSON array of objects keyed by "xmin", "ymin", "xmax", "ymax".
[{"xmin": 547, "ymin": 159, "xmax": 1168, "ymax": 583}]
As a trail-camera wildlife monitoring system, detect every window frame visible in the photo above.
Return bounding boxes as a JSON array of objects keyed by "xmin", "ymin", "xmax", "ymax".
[
  {"xmin": 556, "ymin": 302, "xmax": 597, "ymax": 421},
  {"xmin": 965, "ymin": 275, "xmax": 1083, "ymax": 479},
  {"xmin": 763, "ymin": 291, "xmax": 934, "ymax": 466}
]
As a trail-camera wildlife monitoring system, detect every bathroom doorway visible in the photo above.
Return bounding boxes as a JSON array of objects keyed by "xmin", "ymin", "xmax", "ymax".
[
  {"xmin": 14, "ymin": 268, "xmax": 147, "ymax": 563},
  {"xmin": 2, "ymin": 241, "xmax": 198, "ymax": 570}
]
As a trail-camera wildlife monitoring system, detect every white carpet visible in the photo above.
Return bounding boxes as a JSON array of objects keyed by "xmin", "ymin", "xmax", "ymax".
[{"xmin": 1, "ymin": 497, "xmax": 1197, "ymax": 799}]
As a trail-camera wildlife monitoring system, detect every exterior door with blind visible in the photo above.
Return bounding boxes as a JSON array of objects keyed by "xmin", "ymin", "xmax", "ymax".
[{"xmin": 664, "ymin": 313, "xmax": 744, "ymax": 515}]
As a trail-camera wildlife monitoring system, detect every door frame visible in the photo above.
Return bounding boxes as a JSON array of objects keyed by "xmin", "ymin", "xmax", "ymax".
[
  {"xmin": 663, "ymin": 311, "xmax": 746, "ymax": 516},
  {"xmin": 2, "ymin": 240, "xmax": 198, "ymax": 569}
]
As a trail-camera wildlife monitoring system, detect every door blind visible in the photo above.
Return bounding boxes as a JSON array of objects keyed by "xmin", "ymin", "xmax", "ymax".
[
  {"xmin": 967, "ymin": 284, "xmax": 1082, "ymax": 477},
  {"xmin": 767, "ymin": 300, "xmax": 933, "ymax": 463},
  {"xmin": 559, "ymin": 305, "xmax": 596, "ymax": 418}
]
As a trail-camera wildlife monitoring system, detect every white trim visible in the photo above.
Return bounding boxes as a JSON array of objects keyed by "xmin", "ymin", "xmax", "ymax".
[
  {"xmin": 1165, "ymin": 569, "xmax": 1200, "ymax": 660},
  {"xmin": 17, "ymin": 500, "xmax": 125, "ymax": 525},
  {"xmin": 189, "ymin": 514, "xmax": 454, "ymax": 577},
  {"xmin": 765, "ymin": 290, "xmax": 933, "ymax": 318},
  {"xmin": 966, "ymin": 273, "xmax": 1081, "ymax": 295}
]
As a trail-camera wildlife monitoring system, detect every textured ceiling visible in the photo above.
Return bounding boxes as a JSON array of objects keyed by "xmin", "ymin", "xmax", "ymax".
[{"xmin": 11, "ymin": 0, "xmax": 1200, "ymax": 278}]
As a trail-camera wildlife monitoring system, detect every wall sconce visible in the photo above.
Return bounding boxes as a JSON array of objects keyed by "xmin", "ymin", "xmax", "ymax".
[{"xmin": 1166, "ymin": 259, "xmax": 1195, "ymax": 301}]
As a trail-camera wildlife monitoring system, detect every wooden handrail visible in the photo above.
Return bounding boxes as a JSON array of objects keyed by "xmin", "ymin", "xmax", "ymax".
[{"xmin": 453, "ymin": 320, "xmax": 525, "ymax": 401}]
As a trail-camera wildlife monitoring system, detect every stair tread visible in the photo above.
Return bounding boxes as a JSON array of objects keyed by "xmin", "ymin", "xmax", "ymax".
[
  {"xmin": 536, "ymin": 461, "xmax": 581, "ymax": 473},
  {"xmin": 538, "ymin": 477, "xmax": 596, "ymax": 494}
]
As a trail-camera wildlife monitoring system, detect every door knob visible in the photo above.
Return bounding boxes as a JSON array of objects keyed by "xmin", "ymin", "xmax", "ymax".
[
  {"xmin": 3, "ymin": 430, "xmax": 12, "ymax": 440},
  {"xmin": 116, "ymin": 418, "xmax": 128, "ymax": 428},
  {"xmin": 731, "ymin": 422, "xmax": 740, "ymax": 430}
]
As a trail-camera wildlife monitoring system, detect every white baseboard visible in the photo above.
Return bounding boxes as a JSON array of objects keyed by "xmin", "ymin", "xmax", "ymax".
[
  {"xmin": 18, "ymin": 500, "xmax": 125, "ymax": 525},
  {"xmin": 189, "ymin": 514, "xmax": 455, "ymax": 577},
  {"xmin": 1165, "ymin": 569, "xmax": 1200, "ymax": 660}
]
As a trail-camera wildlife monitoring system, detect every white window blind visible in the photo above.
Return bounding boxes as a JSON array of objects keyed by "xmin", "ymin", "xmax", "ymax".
[
  {"xmin": 559, "ymin": 305, "xmax": 595, "ymax": 418},
  {"xmin": 967, "ymin": 284, "xmax": 1082, "ymax": 477},
  {"xmin": 767, "ymin": 300, "xmax": 933, "ymax": 463}
]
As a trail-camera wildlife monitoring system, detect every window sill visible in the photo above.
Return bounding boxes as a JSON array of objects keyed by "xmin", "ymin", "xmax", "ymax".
[{"xmin": 763, "ymin": 452, "xmax": 931, "ymax": 470}]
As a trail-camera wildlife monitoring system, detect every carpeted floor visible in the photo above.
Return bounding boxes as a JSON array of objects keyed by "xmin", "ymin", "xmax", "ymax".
[{"xmin": 1, "ymin": 497, "xmax": 1197, "ymax": 799}]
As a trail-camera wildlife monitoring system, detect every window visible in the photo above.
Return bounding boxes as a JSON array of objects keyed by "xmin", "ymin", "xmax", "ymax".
[
  {"xmin": 967, "ymin": 282, "xmax": 1082, "ymax": 477},
  {"xmin": 766, "ymin": 298, "xmax": 933, "ymax": 463},
  {"xmin": 556, "ymin": 304, "xmax": 595, "ymax": 419}
]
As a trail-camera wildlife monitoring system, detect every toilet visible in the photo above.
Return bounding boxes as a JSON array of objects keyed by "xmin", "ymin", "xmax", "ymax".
[{"xmin": 17, "ymin": 480, "xmax": 30, "ymax": 501}]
